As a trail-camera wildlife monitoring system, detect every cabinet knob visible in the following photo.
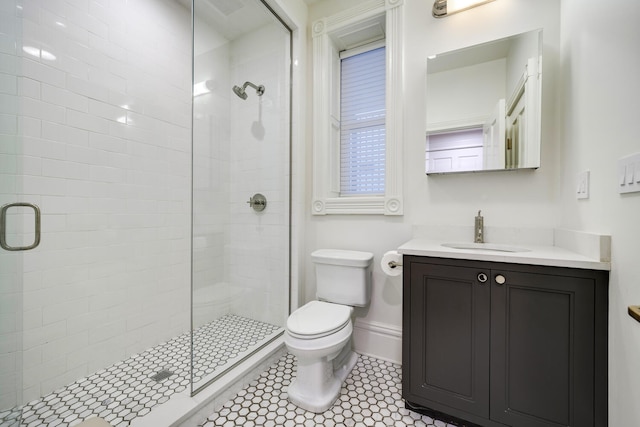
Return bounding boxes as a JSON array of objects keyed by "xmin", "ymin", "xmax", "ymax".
[
  {"xmin": 495, "ymin": 274, "xmax": 506, "ymax": 285},
  {"xmin": 477, "ymin": 273, "xmax": 488, "ymax": 283}
]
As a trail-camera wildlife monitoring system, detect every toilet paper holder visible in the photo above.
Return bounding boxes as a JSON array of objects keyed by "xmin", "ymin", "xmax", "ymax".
[
  {"xmin": 388, "ymin": 260, "xmax": 402, "ymax": 269},
  {"xmin": 381, "ymin": 251, "xmax": 403, "ymax": 277}
]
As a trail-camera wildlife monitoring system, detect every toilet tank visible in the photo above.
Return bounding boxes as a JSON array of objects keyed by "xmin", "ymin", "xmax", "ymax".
[{"xmin": 312, "ymin": 249, "xmax": 374, "ymax": 307}]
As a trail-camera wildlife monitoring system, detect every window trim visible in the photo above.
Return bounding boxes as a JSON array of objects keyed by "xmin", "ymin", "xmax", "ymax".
[{"xmin": 311, "ymin": 0, "xmax": 404, "ymax": 215}]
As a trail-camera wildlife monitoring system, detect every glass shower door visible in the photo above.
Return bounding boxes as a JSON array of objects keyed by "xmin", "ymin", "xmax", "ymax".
[
  {"xmin": 0, "ymin": 138, "xmax": 26, "ymax": 426},
  {"xmin": 0, "ymin": 1, "xmax": 24, "ymax": 421},
  {"xmin": 2, "ymin": 0, "xmax": 195, "ymax": 423},
  {"xmin": 191, "ymin": 0, "xmax": 292, "ymax": 393}
]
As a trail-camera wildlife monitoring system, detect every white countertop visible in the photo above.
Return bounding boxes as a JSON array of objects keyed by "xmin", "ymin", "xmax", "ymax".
[{"xmin": 398, "ymin": 238, "xmax": 611, "ymax": 271}]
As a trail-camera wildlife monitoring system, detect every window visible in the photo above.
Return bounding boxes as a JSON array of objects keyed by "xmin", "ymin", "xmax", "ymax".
[
  {"xmin": 340, "ymin": 46, "xmax": 386, "ymax": 196},
  {"xmin": 311, "ymin": 0, "xmax": 404, "ymax": 215}
]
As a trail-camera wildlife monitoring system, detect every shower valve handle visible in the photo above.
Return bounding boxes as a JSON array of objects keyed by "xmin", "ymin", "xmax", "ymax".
[{"xmin": 247, "ymin": 193, "xmax": 267, "ymax": 212}]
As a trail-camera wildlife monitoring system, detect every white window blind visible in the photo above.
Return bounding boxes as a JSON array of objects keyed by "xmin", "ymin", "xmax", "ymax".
[{"xmin": 340, "ymin": 46, "xmax": 386, "ymax": 196}]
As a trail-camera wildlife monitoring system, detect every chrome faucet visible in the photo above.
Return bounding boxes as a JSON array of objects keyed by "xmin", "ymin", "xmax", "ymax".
[{"xmin": 474, "ymin": 210, "xmax": 484, "ymax": 243}]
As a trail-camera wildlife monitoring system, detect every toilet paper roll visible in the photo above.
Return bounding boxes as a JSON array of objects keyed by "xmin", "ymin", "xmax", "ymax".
[{"xmin": 381, "ymin": 251, "xmax": 403, "ymax": 277}]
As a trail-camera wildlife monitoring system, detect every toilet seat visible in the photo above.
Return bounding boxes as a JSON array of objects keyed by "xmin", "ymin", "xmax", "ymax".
[{"xmin": 286, "ymin": 301, "xmax": 352, "ymax": 339}]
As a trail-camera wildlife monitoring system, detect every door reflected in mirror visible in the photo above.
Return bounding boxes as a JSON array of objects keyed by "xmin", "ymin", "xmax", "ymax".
[{"xmin": 425, "ymin": 29, "xmax": 542, "ymax": 174}]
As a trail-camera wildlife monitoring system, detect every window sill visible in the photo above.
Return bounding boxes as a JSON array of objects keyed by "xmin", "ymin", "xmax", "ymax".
[{"xmin": 312, "ymin": 196, "xmax": 402, "ymax": 215}]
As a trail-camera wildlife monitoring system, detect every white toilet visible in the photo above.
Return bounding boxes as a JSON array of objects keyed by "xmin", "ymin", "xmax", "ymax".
[{"xmin": 285, "ymin": 249, "xmax": 373, "ymax": 413}]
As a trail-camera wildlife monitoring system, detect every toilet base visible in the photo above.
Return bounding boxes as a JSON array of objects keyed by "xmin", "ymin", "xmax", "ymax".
[{"xmin": 287, "ymin": 349, "xmax": 358, "ymax": 413}]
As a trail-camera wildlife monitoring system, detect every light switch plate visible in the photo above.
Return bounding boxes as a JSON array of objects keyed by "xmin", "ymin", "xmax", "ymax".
[
  {"xmin": 577, "ymin": 170, "xmax": 590, "ymax": 199},
  {"xmin": 618, "ymin": 153, "xmax": 640, "ymax": 194}
]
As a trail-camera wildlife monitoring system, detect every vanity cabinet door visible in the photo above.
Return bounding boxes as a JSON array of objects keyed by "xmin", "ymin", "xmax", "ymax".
[
  {"xmin": 489, "ymin": 269, "xmax": 596, "ymax": 427},
  {"xmin": 403, "ymin": 258, "xmax": 491, "ymax": 420}
]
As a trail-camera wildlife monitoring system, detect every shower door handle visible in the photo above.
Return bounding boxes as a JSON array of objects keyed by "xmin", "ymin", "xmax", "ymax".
[{"xmin": 0, "ymin": 202, "xmax": 41, "ymax": 251}]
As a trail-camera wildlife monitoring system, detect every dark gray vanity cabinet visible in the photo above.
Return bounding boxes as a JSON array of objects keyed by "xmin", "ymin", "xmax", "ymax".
[{"xmin": 402, "ymin": 256, "xmax": 608, "ymax": 427}]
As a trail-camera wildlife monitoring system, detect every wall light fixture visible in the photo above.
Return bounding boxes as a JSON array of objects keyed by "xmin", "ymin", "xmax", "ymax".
[{"xmin": 432, "ymin": 0, "xmax": 495, "ymax": 18}]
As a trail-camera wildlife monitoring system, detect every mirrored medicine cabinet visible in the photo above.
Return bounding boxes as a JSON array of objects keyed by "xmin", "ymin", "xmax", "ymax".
[{"xmin": 425, "ymin": 29, "xmax": 543, "ymax": 175}]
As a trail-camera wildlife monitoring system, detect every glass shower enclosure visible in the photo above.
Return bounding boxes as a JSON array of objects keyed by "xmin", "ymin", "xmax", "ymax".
[
  {"xmin": 0, "ymin": 0, "xmax": 291, "ymax": 424},
  {"xmin": 190, "ymin": 0, "xmax": 291, "ymax": 393}
]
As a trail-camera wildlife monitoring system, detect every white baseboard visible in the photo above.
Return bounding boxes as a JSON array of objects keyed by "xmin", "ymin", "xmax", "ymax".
[{"xmin": 352, "ymin": 319, "xmax": 402, "ymax": 365}]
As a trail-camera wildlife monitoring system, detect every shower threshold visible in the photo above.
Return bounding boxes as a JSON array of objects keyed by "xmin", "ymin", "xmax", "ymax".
[{"xmin": 0, "ymin": 315, "xmax": 282, "ymax": 427}]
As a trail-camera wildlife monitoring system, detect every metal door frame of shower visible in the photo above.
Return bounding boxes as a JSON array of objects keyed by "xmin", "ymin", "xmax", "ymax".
[{"xmin": 188, "ymin": 0, "xmax": 294, "ymax": 397}]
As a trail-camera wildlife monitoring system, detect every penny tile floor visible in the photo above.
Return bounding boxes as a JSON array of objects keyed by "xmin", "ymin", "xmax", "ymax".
[
  {"xmin": 0, "ymin": 315, "xmax": 280, "ymax": 427},
  {"xmin": 200, "ymin": 353, "xmax": 454, "ymax": 427}
]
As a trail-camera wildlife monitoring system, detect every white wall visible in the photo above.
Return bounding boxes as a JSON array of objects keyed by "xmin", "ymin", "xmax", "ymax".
[
  {"xmin": 505, "ymin": 29, "xmax": 539, "ymax": 97},
  {"xmin": 5, "ymin": 0, "xmax": 193, "ymax": 404},
  {"xmin": 427, "ymin": 58, "xmax": 506, "ymax": 127},
  {"xmin": 306, "ymin": 0, "xmax": 561, "ymax": 362},
  {"xmin": 558, "ymin": 0, "xmax": 640, "ymax": 425}
]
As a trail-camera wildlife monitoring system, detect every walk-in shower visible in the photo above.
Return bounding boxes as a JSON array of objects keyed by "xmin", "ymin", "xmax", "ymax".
[
  {"xmin": 232, "ymin": 81, "xmax": 266, "ymax": 99},
  {"xmin": 0, "ymin": 0, "xmax": 292, "ymax": 425}
]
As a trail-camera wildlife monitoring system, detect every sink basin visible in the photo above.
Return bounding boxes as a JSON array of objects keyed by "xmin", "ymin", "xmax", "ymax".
[{"xmin": 441, "ymin": 242, "xmax": 531, "ymax": 253}]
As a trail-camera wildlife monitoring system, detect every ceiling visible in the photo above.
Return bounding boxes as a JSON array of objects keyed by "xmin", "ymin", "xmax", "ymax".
[{"xmin": 176, "ymin": 0, "xmax": 275, "ymax": 41}]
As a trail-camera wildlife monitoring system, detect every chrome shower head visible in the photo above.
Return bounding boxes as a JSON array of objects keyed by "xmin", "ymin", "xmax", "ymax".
[
  {"xmin": 232, "ymin": 81, "xmax": 265, "ymax": 100},
  {"xmin": 232, "ymin": 85, "xmax": 248, "ymax": 99}
]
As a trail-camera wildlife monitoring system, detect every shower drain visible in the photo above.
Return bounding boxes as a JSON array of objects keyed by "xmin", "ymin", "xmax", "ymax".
[{"xmin": 150, "ymin": 369, "xmax": 174, "ymax": 382}]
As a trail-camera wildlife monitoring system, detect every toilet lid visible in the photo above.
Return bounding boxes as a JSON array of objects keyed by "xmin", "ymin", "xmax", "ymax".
[{"xmin": 287, "ymin": 301, "xmax": 351, "ymax": 338}]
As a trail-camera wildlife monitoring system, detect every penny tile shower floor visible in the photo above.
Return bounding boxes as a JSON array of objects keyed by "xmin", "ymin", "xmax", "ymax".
[
  {"xmin": 200, "ymin": 353, "xmax": 454, "ymax": 427},
  {"xmin": 0, "ymin": 315, "xmax": 280, "ymax": 427},
  {"xmin": 2, "ymin": 318, "xmax": 454, "ymax": 427}
]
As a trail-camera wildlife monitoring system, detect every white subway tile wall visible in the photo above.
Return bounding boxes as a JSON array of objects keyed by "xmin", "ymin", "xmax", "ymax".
[
  {"xmin": 226, "ymin": 24, "xmax": 291, "ymax": 327},
  {"xmin": 192, "ymin": 34, "xmax": 231, "ymax": 329}
]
